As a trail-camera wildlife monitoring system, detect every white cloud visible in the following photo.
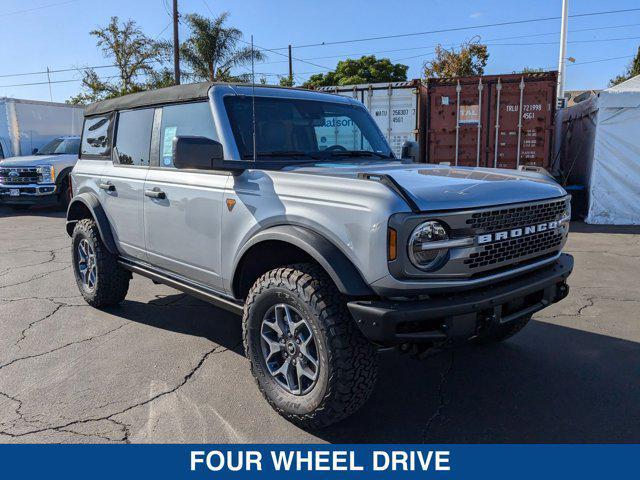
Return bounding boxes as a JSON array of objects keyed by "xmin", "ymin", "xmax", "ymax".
[{"xmin": 469, "ymin": 12, "xmax": 483, "ymax": 18}]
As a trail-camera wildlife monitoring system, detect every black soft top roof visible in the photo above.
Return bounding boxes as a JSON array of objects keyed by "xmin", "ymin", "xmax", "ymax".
[{"xmin": 84, "ymin": 82, "xmax": 215, "ymax": 116}]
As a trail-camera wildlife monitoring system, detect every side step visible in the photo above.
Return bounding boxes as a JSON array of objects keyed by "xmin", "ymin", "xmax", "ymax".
[{"xmin": 118, "ymin": 259, "xmax": 244, "ymax": 315}]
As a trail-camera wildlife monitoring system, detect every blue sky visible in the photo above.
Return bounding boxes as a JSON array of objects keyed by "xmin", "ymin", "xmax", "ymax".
[{"xmin": 1, "ymin": 0, "xmax": 639, "ymax": 102}]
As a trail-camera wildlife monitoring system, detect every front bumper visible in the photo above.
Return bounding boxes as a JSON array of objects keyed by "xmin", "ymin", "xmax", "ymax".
[
  {"xmin": 348, "ymin": 253, "xmax": 573, "ymax": 344},
  {"xmin": 0, "ymin": 183, "xmax": 58, "ymax": 205}
]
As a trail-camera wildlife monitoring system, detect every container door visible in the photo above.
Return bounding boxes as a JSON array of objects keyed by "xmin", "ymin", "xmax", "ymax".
[
  {"xmin": 365, "ymin": 85, "xmax": 417, "ymax": 158},
  {"xmin": 486, "ymin": 78, "xmax": 555, "ymax": 169},
  {"xmin": 426, "ymin": 81, "xmax": 485, "ymax": 167}
]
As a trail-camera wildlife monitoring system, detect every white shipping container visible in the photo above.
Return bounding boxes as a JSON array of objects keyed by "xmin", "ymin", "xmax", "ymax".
[{"xmin": 316, "ymin": 82, "xmax": 420, "ymax": 157}]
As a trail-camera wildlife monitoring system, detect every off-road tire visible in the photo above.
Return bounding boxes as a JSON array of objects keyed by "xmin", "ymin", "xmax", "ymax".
[
  {"xmin": 474, "ymin": 314, "xmax": 532, "ymax": 345},
  {"xmin": 72, "ymin": 218, "xmax": 130, "ymax": 308},
  {"xmin": 58, "ymin": 177, "xmax": 72, "ymax": 210},
  {"xmin": 243, "ymin": 263, "xmax": 377, "ymax": 429}
]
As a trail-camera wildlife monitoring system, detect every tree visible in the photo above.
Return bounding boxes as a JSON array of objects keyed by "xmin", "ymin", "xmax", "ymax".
[
  {"xmin": 423, "ymin": 39, "xmax": 489, "ymax": 78},
  {"xmin": 68, "ymin": 17, "xmax": 169, "ymax": 104},
  {"xmin": 279, "ymin": 76, "xmax": 294, "ymax": 87},
  {"xmin": 609, "ymin": 46, "xmax": 640, "ymax": 86},
  {"xmin": 302, "ymin": 55, "xmax": 408, "ymax": 88},
  {"xmin": 180, "ymin": 12, "xmax": 265, "ymax": 83},
  {"xmin": 520, "ymin": 66, "xmax": 545, "ymax": 74}
]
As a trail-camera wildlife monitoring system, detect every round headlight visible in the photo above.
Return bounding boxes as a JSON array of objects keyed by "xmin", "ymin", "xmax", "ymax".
[{"xmin": 408, "ymin": 220, "xmax": 449, "ymax": 270}]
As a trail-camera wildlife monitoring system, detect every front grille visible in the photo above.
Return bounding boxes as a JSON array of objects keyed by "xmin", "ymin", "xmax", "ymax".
[
  {"xmin": 0, "ymin": 167, "xmax": 39, "ymax": 185},
  {"xmin": 464, "ymin": 229, "xmax": 564, "ymax": 269},
  {"xmin": 465, "ymin": 198, "xmax": 566, "ymax": 232}
]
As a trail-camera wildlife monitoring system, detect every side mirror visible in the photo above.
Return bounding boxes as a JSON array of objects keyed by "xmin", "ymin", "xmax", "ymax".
[
  {"xmin": 32, "ymin": 148, "xmax": 39, "ymax": 155},
  {"xmin": 173, "ymin": 136, "xmax": 223, "ymax": 170},
  {"xmin": 401, "ymin": 140, "xmax": 419, "ymax": 163}
]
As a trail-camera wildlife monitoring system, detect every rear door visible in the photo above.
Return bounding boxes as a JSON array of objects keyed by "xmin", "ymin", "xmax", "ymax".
[
  {"xmin": 100, "ymin": 108, "xmax": 154, "ymax": 261},
  {"xmin": 143, "ymin": 101, "xmax": 228, "ymax": 290}
]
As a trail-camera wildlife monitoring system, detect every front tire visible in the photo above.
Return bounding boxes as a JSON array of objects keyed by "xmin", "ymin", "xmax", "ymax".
[
  {"xmin": 243, "ymin": 264, "xmax": 377, "ymax": 429},
  {"xmin": 71, "ymin": 218, "xmax": 130, "ymax": 308}
]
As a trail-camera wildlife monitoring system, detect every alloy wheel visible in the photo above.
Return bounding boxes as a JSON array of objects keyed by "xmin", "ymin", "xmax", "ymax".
[
  {"xmin": 77, "ymin": 238, "xmax": 97, "ymax": 291},
  {"xmin": 260, "ymin": 303, "xmax": 319, "ymax": 395}
]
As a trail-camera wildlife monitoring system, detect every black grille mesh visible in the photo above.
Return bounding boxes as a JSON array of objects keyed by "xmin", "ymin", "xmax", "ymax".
[
  {"xmin": 464, "ymin": 230, "xmax": 564, "ymax": 269},
  {"xmin": 466, "ymin": 199, "xmax": 566, "ymax": 232},
  {"xmin": 0, "ymin": 168, "xmax": 39, "ymax": 185}
]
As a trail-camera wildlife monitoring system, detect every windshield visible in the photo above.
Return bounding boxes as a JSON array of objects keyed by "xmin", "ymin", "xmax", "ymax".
[
  {"xmin": 36, "ymin": 137, "xmax": 80, "ymax": 155},
  {"xmin": 224, "ymin": 96, "xmax": 393, "ymax": 161}
]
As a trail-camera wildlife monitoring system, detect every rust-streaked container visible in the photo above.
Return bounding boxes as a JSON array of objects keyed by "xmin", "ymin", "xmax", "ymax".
[{"xmin": 424, "ymin": 71, "xmax": 557, "ymax": 170}]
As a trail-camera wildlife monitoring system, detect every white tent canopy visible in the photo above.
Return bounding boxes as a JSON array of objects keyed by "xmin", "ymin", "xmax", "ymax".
[{"xmin": 587, "ymin": 75, "xmax": 640, "ymax": 224}]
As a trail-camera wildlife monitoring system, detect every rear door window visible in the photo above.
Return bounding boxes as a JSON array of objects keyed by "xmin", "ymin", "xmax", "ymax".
[
  {"xmin": 114, "ymin": 108, "xmax": 154, "ymax": 166},
  {"xmin": 81, "ymin": 115, "xmax": 113, "ymax": 157},
  {"xmin": 159, "ymin": 102, "xmax": 216, "ymax": 168}
]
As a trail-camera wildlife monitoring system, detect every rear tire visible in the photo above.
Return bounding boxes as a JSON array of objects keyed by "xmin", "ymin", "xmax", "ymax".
[
  {"xmin": 71, "ymin": 218, "xmax": 130, "ymax": 308},
  {"xmin": 474, "ymin": 314, "xmax": 532, "ymax": 344},
  {"xmin": 243, "ymin": 263, "xmax": 377, "ymax": 429}
]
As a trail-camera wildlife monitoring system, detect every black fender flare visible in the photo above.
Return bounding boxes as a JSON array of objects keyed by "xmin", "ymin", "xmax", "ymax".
[
  {"xmin": 233, "ymin": 225, "xmax": 373, "ymax": 297},
  {"xmin": 65, "ymin": 192, "xmax": 118, "ymax": 255}
]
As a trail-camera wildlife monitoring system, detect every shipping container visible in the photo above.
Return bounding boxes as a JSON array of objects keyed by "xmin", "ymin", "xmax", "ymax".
[
  {"xmin": 424, "ymin": 72, "xmax": 558, "ymax": 170},
  {"xmin": 315, "ymin": 72, "xmax": 558, "ymax": 172},
  {"xmin": 316, "ymin": 80, "xmax": 427, "ymax": 159},
  {"xmin": 0, "ymin": 97, "xmax": 84, "ymax": 159}
]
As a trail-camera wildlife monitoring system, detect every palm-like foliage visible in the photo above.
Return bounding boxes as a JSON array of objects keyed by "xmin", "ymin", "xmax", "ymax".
[{"xmin": 180, "ymin": 12, "xmax": 265, "ymax": 82}]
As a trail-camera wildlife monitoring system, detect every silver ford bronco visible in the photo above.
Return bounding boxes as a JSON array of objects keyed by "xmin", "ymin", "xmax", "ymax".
[{"xmin": 66, "ymin": 83, "xmax": 573, "ymax": 428}]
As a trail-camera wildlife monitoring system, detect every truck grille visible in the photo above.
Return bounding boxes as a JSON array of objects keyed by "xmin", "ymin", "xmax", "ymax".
[
  {"xmin": 465, "ymin": 198, "xmax": 567, "ymax": 232},
  {"xmin": 464, "ymin": 229, "xmax": 564, "ymax": 269},
  {"xmin": 0, "ymin": 167, "xmax": 39, "ymax": 185}
]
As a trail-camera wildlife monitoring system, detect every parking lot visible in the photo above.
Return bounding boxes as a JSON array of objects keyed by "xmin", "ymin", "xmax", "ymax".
[{"xmin": 0, "ymin": 206, "xmax": 638, "ymax": 443}]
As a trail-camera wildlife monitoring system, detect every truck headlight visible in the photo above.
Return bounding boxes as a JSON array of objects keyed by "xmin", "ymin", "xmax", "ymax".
[
  {"xmin": 37, "ymin": 165, "xmax": 55, "ymax": 184},
  {"xmin": 408, "ymin": 220, "xmax": 449, "ymax": 270}
]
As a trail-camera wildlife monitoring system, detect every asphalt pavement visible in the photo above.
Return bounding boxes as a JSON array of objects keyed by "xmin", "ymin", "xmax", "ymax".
[{"xmin": 1, "ymin": 206, "xmax": 639, "ymax": 443}]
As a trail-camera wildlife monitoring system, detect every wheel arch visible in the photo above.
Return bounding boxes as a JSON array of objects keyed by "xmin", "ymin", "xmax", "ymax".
[
  {"xmin": 66, "ymin": 192, "xmax": 118, "ymax": 255},
  {"xmin": 231, "ymin": 225, "xmax": 373, "ymax": 300}
]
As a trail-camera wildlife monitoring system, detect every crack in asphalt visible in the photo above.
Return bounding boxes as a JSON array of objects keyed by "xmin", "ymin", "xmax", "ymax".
[
  {"xmin": 0, "ymin": 323, "xmax": 129, "ymax": 373},
  {"xmin": 0, "ymin": 251, "xmax": 56, "ymax": 277},
  {"xmin": 14, "ymin": 303, "xmax": 66, "ymax": 348},
  {"xmin": 0, "ymin": 265, "xmax": 71, "ymax": 290},
  {"xmin": 538, "ymin": 296, "xmax": 596, "ymax": 319},
  {"xmin": 422, "ymin": 351, "xmax": 454, "ymax": 442},
  {"xmin": 0, "ymin": 341, "xmax": 235, "ymax": 442}
]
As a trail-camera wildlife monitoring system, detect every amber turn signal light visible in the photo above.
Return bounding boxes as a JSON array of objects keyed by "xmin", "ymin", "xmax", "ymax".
[{"xmin": 388, "ymin": 228, "xmax": 397, "ymax": 261}]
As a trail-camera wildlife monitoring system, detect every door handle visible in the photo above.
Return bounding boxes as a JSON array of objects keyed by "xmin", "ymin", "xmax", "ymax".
[
  {"xmin": 144, "ymin": 188, "xmax": 166, "ymax": 199},
  {"xmin": 99, "ymin": 181, "xmax": 115, "ymax": 191}
]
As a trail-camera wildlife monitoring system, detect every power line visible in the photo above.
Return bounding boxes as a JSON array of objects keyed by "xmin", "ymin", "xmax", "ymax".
[
  {"xmin": 393, "ymin": 34, "xmax": 640, "ymax": 62},
  {"xmin": 258, "ymin": 24, "xmax": 640, "ymax": 66},
  {"xmin": 271, "ymin": 7, "xmax": 640, "ymax": 50},
  {"xmin": 0, "ymin": 0, "xmax": 78, "ymax": 17}
]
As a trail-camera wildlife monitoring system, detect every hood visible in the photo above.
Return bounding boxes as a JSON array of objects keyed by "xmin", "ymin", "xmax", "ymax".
[
  {"xmin": 0, "ymin": 154, "xmax": 78, "ymax": 168},
  {"xmin": 289, "ymin": 162, "xmax": 566, "ymax": 211}
]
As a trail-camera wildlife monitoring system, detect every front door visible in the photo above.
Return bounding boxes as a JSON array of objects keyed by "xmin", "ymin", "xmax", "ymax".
[
  {"xmin": 143, "ymin": 101, "xmax": 228, "ymax": 291},
  {"xmin": 101, "ymin": 108, "xmax": 154, "ymax": 261}
]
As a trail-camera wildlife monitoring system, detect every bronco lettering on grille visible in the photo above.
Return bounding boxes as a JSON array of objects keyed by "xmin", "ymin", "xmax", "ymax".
[{"xmin": 477, "ymin": 221, "xmax": 562, "ymax": 245}]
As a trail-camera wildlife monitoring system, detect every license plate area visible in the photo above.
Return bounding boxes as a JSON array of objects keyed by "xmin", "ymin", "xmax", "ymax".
[{"xmin": 9, "ymin": 188, "xmax": 20, "ymax": 196}]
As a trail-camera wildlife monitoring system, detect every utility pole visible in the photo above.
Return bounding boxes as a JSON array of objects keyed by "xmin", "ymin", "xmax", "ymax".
[
  {"xmin": 173, "ymin": 0, "xmax": 181, "ymax": 85},
  {"xmin": 46, "ymin": 67, "xmax": 53, "ymax": 102},
  {"xmin": 557, "ymin": 0, "xmax": 568, "ymax": 107},
  {"xmin": 288, "ymin": 45, "xmax": 293, "ymax": 85}
]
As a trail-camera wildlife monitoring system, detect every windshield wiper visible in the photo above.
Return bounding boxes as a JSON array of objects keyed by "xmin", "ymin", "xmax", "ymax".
[
  {"xmin": 329, "ymin": 150, "xmax": 392, "ymax": 159},
  {"xmin": 242, "ymin": 151, "xmax": 320, "ymax": 159}
]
